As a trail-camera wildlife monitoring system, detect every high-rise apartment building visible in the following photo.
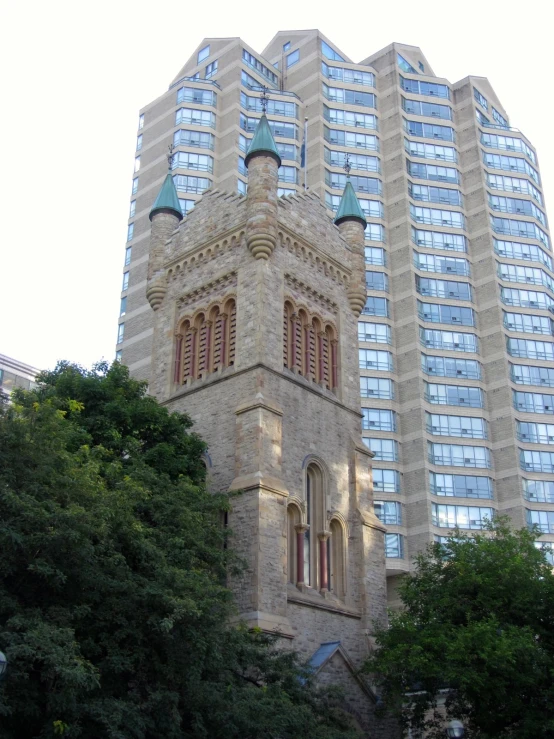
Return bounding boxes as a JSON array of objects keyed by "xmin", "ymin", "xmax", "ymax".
[{"xmin": 118, "ymin": 30, "xmax": 554, "ymax": 604}]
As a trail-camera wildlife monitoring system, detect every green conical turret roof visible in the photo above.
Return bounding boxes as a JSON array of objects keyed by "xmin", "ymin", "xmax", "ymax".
[
  {"xmin": 244, "ymin": 114, "xmax": 281, "ymax": 168},
  {"xmin": 149, "ymin": 172, "xmax": 183, "ymax": 221},
  {"xmin": 334, "ymin": 179, "xmax": 367, "ymax": 228}
]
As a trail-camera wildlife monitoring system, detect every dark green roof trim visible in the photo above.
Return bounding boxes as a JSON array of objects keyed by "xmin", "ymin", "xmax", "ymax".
[
  {"xmin": 244, "ymin": 114, "xmax": 282, "ymax": 168},
  {"xmin": 149, "ymin": 173, "xmax": 183, "ymax": 221},
  {"xmin": 333, "ymin": 180, "xmax": 367, "ymax": 228}
]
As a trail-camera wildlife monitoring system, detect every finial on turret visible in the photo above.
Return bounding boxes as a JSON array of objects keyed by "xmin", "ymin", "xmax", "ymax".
[
  {"xmin": 260, "ymin": 86, "xmax": 269, "ymax": 113},
  {"xmin": 167, "ymin": 143, "xmax": 174, "ymax": 172},
  {"xmin": 343, "ymin": 153, "xmax": 351, "ymax": 178}
]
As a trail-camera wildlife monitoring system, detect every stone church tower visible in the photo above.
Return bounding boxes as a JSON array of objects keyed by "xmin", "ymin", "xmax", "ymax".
[{"xmin": 146, "ymin": 114, "xmax": 390, "ymax": 732}]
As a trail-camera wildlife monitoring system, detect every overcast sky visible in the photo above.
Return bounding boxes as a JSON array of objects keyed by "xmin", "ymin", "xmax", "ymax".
[{"xmin": 1, "ymin": 0, "xmax": 552, "ymax": 371}]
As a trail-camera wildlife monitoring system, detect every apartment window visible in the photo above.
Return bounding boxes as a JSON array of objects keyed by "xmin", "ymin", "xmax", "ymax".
[
  {"xmin": 178, "ymin": 199, "xmax": 195, "ymax": 215},
  {"xmin": 278, "ymin": 187, "xmax": 295, "ymax": 197},
  {"xmin": 322, "ymin": 83, "xmax": 377, "ymax": 109},
  {"xmin": 323, "ymin": 105, "xmax": 378, "ymax": 130},
  {"xmin": 397, "ymin": 53, "xmax": 417, "ymax": 74},
  {"xmin": 521, "ymin": 450, "xmax": 554, "ymax": 473},
  {"xmin": 321, "ymin": 62, "xmax": 375, "ymax": 87},
  {"xmin": 498, "ymin": 263, "xmax": 552, "ymax": 289},
  {"xmin": 481, "ymin": 132, "xmax": 536, "ymax": 163},
  {"xmin": 483, "ymin": 152, "xmax": 539, "ymax": 184},
  {"xmin": 283, "ymin": 41, "xmax": 291, "ymax": 51},
  {"xmin": 176, "ymin": 87, "xmax": 217, "ymax": 106},
  {"xmin": 415, "ymin": 252, "xmax": 469, "ymax": 276},
  {"xmin": 286, "ymin": 49, "xmax": 300, "ymax": 67},
  {"xmin": 322, "ymin": 40, "xmax": 345, "ymax": 62},
  {"xmin": 511, "ymin": 363, "xmax": 554, "ymax": 388},
  {"xmin": 517, "ymin": 421, "xmax": 554, "ymax": 445},
  {"xmin": 120, "ymin": 297, "xmax": 127, "ymax": 316},
  {"xmin": 404, "ymin": 118, "xmax": 455, "ymax": 142},
  {"xmin": 127, "ymin": 223, "xmax": 134, "ymax": 241},
  {"xmin": 129, "ymin": 200, "xmax": 136, "ymax": 218},
  {"xmin": 507, "ymin": 338, "xmax": 554, "ymax": 361},
  {"xmin": 408, "ymin": 161, "xmax": 459, "ymax": 184},
  {"xmin": 527, "ymin": 510, "xmax": 554, "ymax": 533},
  {"xmin": 240, "ymin": 114, "xmax": 299, "ymax": 140},
  {"xmin": 433, "ymin": 504, "xmax": 494, "ymax": 529},
  {"xmin": 405, "ymin": 139, "xmax": 457, "ymax": 162},
  {"xmin": 122, "ymin": 272, "xmax": 129, "ymax": 291},
  {"xmin": 365, "ymin": 224, "xmax": 385, "ymax": 242},
  {"xmin": 412, "ymin": 228, "xmax": 467, "ymax": 252},
  {"xmin": 138, "ymin": 113, "xmax": 144, "ymax": 129},
  {"xmin": 494, "ymin": 239, "xmax": 551, "ymax": 269},
  {"xmin": 115, "ymin": 350, "xmax": 122, "ymax": 362},
  {"xmin": 504, "ymin": 314, "xmax": 553, "ymax": 338},
  {"xmin": 422, "ymin": 354, "xmax": 481, "ymax": 380},
  {"xmin": 430, "ymin": 472, "xmax": 493, "ymax": 499},
  {"xmin": 324, "ymin": 127, "xmax": 378, "ymax": 149},
  {"xmin": 197, "ymin": 45, "xmax": 210, "ymax": 63},
  {"xmin": 489, "ymin": 196, "xmax": 546, "ymax": 226},
  {"xmin": 416, "ymin": 277, "xmax": 471, "ymax": 301},
  {"xmin": 136, "ymin": 134, "xmax": 142, "ymax": 151},
  {"xmin": 418, "ymin": 301, "xmax": 475, "ymax": 327},
  {"xmin": 278, "ymin": 166, "xmax": 298, "ymax": 184},
  {"xmin": 420, "ymin": 328, "xmax": 478, "ymax": 353},
  {"xmin": 363, "ymin": 438, "xmax": 399, "ymax": 461},
  {"xmin": 514, "ymin": 391, "xmax": 554, "ymax": 414},
  {"xmin": 359, "ymin": 349, "xmax": 393, "ymax": 371},
  {"xmin": 385, "ymin": 533, "xmax": 404, "ymax": 558},
  {"xmin": 358, "ymin": 321, "xmax": 391, "ymax": 344},
  {"xmin": 325, "ymin": 148, "xmax": 380, "ymax": 173},
  {"xmin": 173, "ymin": 175, "xmax": 210, "ymax": 194},
  {"xmin": 366, "ymin": 271, "xmax": 388, "ymax": 291},
  {"xmin": 205, "ymin": 60, "xmax": 218, "ymax": 78},
  {"xmin": 328, "ymin": 194, "xmax": 383, "ymax": 217},
  {"xmin": 491, "ymin": 217, "xmax": 549, "ymax": 248},
  {"xmin": 117, "ymin": 323, "xmax": 125, "ymax": 344},
  {"xmin": 360, "ymin": 377, "xmax": 394, "ymax": 399},
  {"xmin": 125, "ymin": 247, "xmax": 132, "ymax": 266},
  {"xmin": 402, "ymin": 97, "xmax": 452, "ymax": 120},
  {"xmin": 172, "ymin": 151, "xmax": 213, "ymax": 173},
  {"xmin": 428, "ymin": 443, "xmax": 491, "ymax": 468},
  {"xmin": 427, "ymin": 413, "xmax": 487, "ymax": 439},
  {"xmin": 326, "ymin": 171, "xmax": 382, "ymax": 194},
  {"xmin": 410, "ymin": 184, "xmax": 462, "ymax": 206},
  {"xmin": 237, "ymin": 179, "xmax": 247, "ymax": 195},
  {"xmin": 410, "ymin": 205, "xmax": 465, "ymax": 229},
  {"xmin": 242, "ymin": 49, "xmax": 278, "ymax": 86},
  {"xmin": 535, "ymin": 542, "xmax": 554, "ymax": 564},
  {"xmin": 134, "ymin": 156, "xmax": 140, "ymax": 173},
  {"xmin": 362, "ymin": 409, "xmax": 396, "ymax": 432},
  {"xmin": 400, "ymin": 76, "xmax": 450, "ymax": 99},
  {"xmin": 175, "ymin": 108, "xmax": 216, "ymax": 128},
  {"xmin": 132, "ymin": 177, "xmax": 138, "ymax": 194},
  {"xmin": 473, "ymin": 88, "xmax": 488, "ymax": 110},
  {"xmin": 476, "ymin": 109, "xmax": 490, "ymax": 126},
  {"xmin": 492, "ymin": 107, "xmax": 509, "ymax": 128},
  {"xmin": 523, "ymin": 479, "xmax": 554, "ymax": 503},
  {"xmin": 500, "ymin": 288, "xmax": 552, "ymax": 310},
  {"xmin": 487, "ymin": 174, "xmax": 542, "ymax": 205},
  {"xmin": 374, "ymin": 499, "xmax": 402, "ymax": 522},
  {"xmin": 426, "ymin": 383, "xmax": 483, "ymax": 408},
  {"xmin": 362, "ymin": 296, "xmax": 389, "ymax": 317},
  {"xmin": 364, "ymin": 246, "xmax": 386, "ymax": 266}
]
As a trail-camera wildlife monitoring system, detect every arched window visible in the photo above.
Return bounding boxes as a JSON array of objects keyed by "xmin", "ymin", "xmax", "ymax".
[
  {"xmin": 329, "ymin": 519, "xmax": 345, "ymax": 597},
  {"xmin": 287, "ymin": 504, "xmax": 301, "ymax": 584},
  {"xmin": 306, "ymin": 462, "xmax": 326, "ymax": 589}
]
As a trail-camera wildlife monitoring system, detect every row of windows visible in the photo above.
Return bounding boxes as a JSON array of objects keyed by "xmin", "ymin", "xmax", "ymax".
[
  {"xmin": 410, "ymin": 184, "xmax": 462, "ymax": 206},
  {"xmin": 489, "ymin": 195, "xmax": 546, "ymax": 227},
  {"xmin": 426, "ymin": 383, "xmax": 483, "ymax": 407},
  {"xmin": 418, "ymin": 301, "xmax": 475, "ymax": 327},
  {"xmin": 405, "ymin": 139, "xmax": 457, "ymax": 162},
  {"xmin": 362, "ymin": 408, "xmax": 396, "ymax": 431},
  {"xmin": 524, "ymin": 479, "xmax": 554, "ymax": 503},
  {"xmin": 400, "ymin": 76, "xmax": 450, "ymax": 99},
  {"xmin": 427, "ymin": 413, "xmax": 487, "ymax": 440},
  {"xmin": 428, "ymin": 443, "xmax": 490, "ymax": 468},
  {"xmin": 403, "ymin": 118, "xmax": 455, "ymax": 142},
  {"xmin": 240, "ymin": 113, "xmax": 298, "ymax": 139},
  {"xmin": 411, "ymin": 206, "xmax": 465, "ymax": 229},
  {"xmin": 176, "ymin": 86, "xmax": 216, "ymax": 106},
  {"xmin": 495, "ymin": 239, "xmax": 552, "ymax": 269},
  {"xmin": 324, "ymin": 127, "xmax": 379, "ymax": 150},
  {"xmin": 325, "ymin": 170, "xmax": 381, "ymax": 194},
  {"xmin": 474, "ymin": 87, "xmax": 488, "ymax": 110},
  {"xmin": 491, "ymin": 217, "xmax": 549, "ymax": 248},
  {"xmin": 323, "ymin": 105, "xmax": 377, "ymax": 130},
  {"xmin": 363, "ymin": 438, "xmax": 398, "ymax": 461},
  {"xmin": 173, "ymin": 174, "xmax": 211, "ymax": 194},
  {"xmin": 361, "ymin": 377, "xmax": 394, "ymax": 399},
  {"xmin": 172, "ymin": 151, "xmax": 213, "ymax": 173},
  {"xmin": 408, "ymin": 161, "xmax": 459, "ymax": 184},
  {"xmin": 423, "ymin": 354, "xmax": 481, "ymax": 380},
  {"xmin": 413, "ymin": 228, "xmax": 467, "ymax": 252},
  {"xmin": 358, "ymin": 321, "xmax": 391, "ymax": 344},
  {"xmin": 239, "ymin": 135, "xmax": 298, "ymax": 162},
  {"xmin": 322, "ymin": 83, "xmax": 376, "ymax": 109},
  {"xmin": 321, "ymin": 61, "xmax": 375, "ymax": 87},
  {"xmin": 175, "ymin": 108, "xmax": 215, "ymax": 128},
  {"xmin": 324, "ymin": 148, "xmax": 380, "ymax": 172},
  {"xmin": 514, "ymin": 391, "xmax": 554, "ymax": 414},
  {"xmin": 517, "ymin": 422, "xmax": 554, "ymax": 445},
  {"xmin": 508, "ymin": 338, "xmax": 554, "ymax": 360},
  {"xmin": 504, "ymin": 312, "xmax": 554, "ymax": 335},
  {"xmin": 414, "ymin": 252, "xmax": 469, "ymax": 276},
  {"xmin": 326, "ymin": 193, "xmax": 384, "ymax": 220},
  {"xmin": 416, "ymin": 276, "xmax": 471, "ymax": 301},
  {"xmin": 527, "ymin": 510, "xmax": 554, "ymax": 533},
  {"xmin": 481, "ymin": 132, "xmax": 536, "ymax": 164},
  {"xmin": 522, "ymin": 450, "xmax": 554, "ymax": 473},
  {"xmin": 433, "ymin": 504, "xmax": 494, "ymax": 529},
  {"xmin": 365, "ymin": 270, "xmax": 387, "ymax": 290},
  {"xmin": 498, "ymin": 263, "xmax": 553, "ymax": 291},
  {"xmin": 402, "ymin": 97, "xmax": 452, "ymax": 120},
  {"xmin": 501, "ymin": 287, "xmax": 553, "ymax": 310},
  {"xmin": 375, "ymin": 499, "xmax": 402, "ymax": 523},
  {"xmin": 173, "ymin": 129, "xmax": 214, "ymax": 150},
  {"xmin": 240, "ymin": 92, "xmax": 298, "ymax": 119},
  {"xmin": 242, "ymin": 48, "xmax": 277, "ymax": 86},
  {"xmin": 511, "ymin": 364, "xmax": 554, "ymax": 387},
  {"xmin": 431, "ymin": 472, "xmax": 493, "ymax": 498},
  {"xmin": 483, "ymin": 152, "xmax": 540, "ymax": 184},
  {"xmin": 420, "ymin": 328, "xmax": 477, "ymax": 352},
  {"xmin": 488, "ymin": 174, "xmax": 542, "ymax": 205}
]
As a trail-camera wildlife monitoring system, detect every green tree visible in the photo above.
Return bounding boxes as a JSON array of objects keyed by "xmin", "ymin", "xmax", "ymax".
[
  {"xmin": 365, "ymin": 520, "xmax": 554, "ymax": 738},
  {"xmin": 0, "ymin": 361, "xmax": 357, "ymax": 739}
]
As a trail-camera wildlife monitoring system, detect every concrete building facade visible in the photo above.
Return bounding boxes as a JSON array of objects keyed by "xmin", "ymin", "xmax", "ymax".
[{"xmin": 117, "ymin": 31, "xmax": 554, "ymax": 605}]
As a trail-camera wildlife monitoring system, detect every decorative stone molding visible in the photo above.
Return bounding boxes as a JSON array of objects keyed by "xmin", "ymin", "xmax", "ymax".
[
  {"xmin": 177, "ymin": 272, "xmax": 237, "ymax": 309},
  {"xmin": 246, "ymin": 232, "xmax": 276, "ymax": 260},
  {"xmin": 146, "ymin": 275, "xmax": 167, "ymax": 311},
  {"xmin": 279, "ymin": 231, "xmax": 350, "ymax": 285},
  {"xmin": 284, "ymin": 275, "xmax": 339, "ymax": 315},
  {"xmin": 166, "ymin": 230, "xmax": 245, "ymax": 280},
  {"xmin": 347, "ymin": 284, "xmax": 367, "ymax": 316}
]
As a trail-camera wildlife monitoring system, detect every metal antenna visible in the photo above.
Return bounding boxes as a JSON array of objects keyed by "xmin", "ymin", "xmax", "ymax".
[
  {"xmin": 343, "ymin": 153, "xmax": 351, "ymax": 177},
  {"xmin": 260, "ymin": 86, "xmax": 269, "ymax": 113},
  {"xmin": 167, "ymin": 143, "xmax": 174, "ymax": 171}
]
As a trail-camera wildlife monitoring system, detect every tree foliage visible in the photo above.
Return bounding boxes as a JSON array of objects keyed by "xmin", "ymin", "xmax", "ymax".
[
  {"xmin": 0, "ymin": 361, "xmax": 357, "ymax": 739},
  {"xmin": 365, "ymin": 520, "xmax": 554, "ymax": 738}
]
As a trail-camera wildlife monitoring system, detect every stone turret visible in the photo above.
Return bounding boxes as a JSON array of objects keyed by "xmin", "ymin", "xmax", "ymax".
[
  {"xmin": 146, "ymin": 170, "xmax": 183, "ymax": 310},
  {"xmin": 334, "ymin": 179, "xmax": 367, "ymax": 316},
  {"xmin": 244, "ymin": 114, "xmax": 281, "ymax": 259}
]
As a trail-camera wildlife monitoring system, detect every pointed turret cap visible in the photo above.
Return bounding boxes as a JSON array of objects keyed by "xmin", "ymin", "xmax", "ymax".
[
  {"xmin": 334, "ymin": 179, "xmax": 367, "ymax": 228},
  {"xmin": 244, "ymin": 114, "xmax": 281, "ymax": 168},
  {"xmin": 149, "ymin": 173, "xmax": 183, "ymax": 222}
]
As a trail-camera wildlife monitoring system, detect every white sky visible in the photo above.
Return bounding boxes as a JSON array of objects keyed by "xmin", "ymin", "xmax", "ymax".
[{"xmin": 1, "ymin": 0, "xmax": 552, "ymax": 371}]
